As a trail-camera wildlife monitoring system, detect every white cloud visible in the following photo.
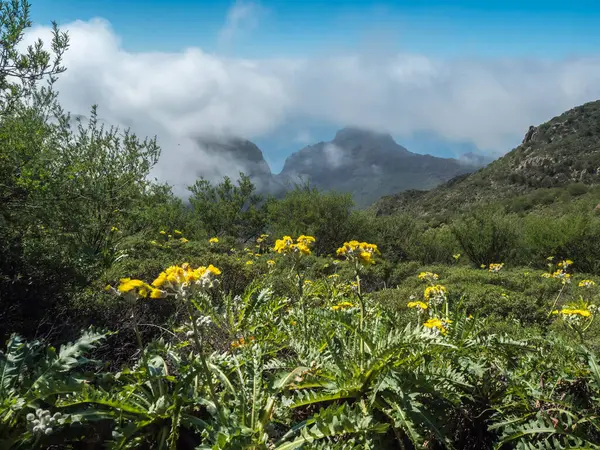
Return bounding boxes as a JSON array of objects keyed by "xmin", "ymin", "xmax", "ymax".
[
  {"xmin": 218, "ymin": 0, "xmax": 264, "ymax": 52},
  {"xmin": 22, "ymin": 18, "xmax": 600, "ymax": 191},
  {"xmin": 323, "ymin": 143, "xmax": 345, "ymax": 168}
]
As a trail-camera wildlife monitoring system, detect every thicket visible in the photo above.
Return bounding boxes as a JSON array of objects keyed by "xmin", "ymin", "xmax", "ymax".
[{"xmin": 3, "ymin": 1, "xmax": 600, "ymax": 448}]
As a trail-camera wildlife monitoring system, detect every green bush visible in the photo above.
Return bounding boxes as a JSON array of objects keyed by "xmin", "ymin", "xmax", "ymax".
[{"xmin": 451, "ymin": 208, "xmax": 521, "ymax": 266}]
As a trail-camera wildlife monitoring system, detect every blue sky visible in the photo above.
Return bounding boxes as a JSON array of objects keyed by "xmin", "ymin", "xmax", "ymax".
[
  {"xmin": 28, "ymin": 1, "xmax": 600, "ymax": 176},
  {"xmin": 34, "ymin": 0, "xmax": 600, "ymax": 58}
]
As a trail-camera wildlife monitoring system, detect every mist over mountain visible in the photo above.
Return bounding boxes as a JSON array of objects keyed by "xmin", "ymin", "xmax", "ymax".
[{"xmin": 190, "ymin": 127, "xmax": 486, "ymax": 207}]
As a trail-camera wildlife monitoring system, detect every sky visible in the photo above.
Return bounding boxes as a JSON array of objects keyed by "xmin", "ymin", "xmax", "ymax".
[{"xmin": 28, "ymin": 0, "xmax": 600, "ymax": 190}]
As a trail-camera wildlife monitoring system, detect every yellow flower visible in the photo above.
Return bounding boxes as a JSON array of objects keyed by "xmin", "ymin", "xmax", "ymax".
[
  {"xmin": 174, "ymin": 230, "xmax": 182, "ymax": 235},
  {"xmin": 297, "ymin": 235, "xmax": 316, "ymax": 246},
  {"xmin": 559, "ymin": 308, "xmax": 591, "ymax": 317},
  {"xmin": 452, "ymin": 253, "xmax": 461, "ymax": 260},
  {"xmin": 246, "ymin": 260, "xmax": 254, "ymax": 265},
  {"xmin": 273, "ymin": 235, "xmax": 315, "ymax": 256},
  {"xmin": 331, "ymin": 301, "xmax": 354, "ymax": 311},
  {"xmin": 267, "ymin": 260, "xmax": 276, "ymax": 267},
  {"xmin": 179, "ymin": 237, "xmax": 189, "ymax": 243},
  {"xmin": 336, "ymin": 240, "xmax": 380, "ymax": 265},
  {"xmin": 206, "ymin": 265, "xmax": 221, "ymax": 275},
  {"xmin": 150, "ymin": 263, "xmax": 221, "ymax": 289},
  {"xmin": 110, "ymin": 226, "xmax": 119, "ymax": 232},
  {"xmin": 423, "ymin": 318, "xmax": 451, "ymax": 335},
  {"xmin": 557, "ymin": 259, "xmax": 574, "ymax": 269},
  {"xmin": 117, "ymin": 278, "xmax": 154, "ymax": 298},
  {"xmin": 274, "ymin": 236, "xmax": 294, "ymax": 253},
  {"xmin": 418, "ymin": 272, "xmax": 439, "ymax": 281},
  {"xmin": 424, "ymin": 285, "xmax": 447, "ymax": 301},
  {"xmin": 488, "ymin": 263, "xmax": 504, "ymax": 273},
  {"xmin": 579, "ymin": 279, "xmax": 596, "ymax": 288},
  {"xmin": 150, "ymin": 288, "xmax": 165, "ymax": 299},
  {"xmin": 407, "ymin": 301, "xmax": 428, "ymax": 310},
  {"xmin": 209, "ymin": 237, "xmax": 219, "ymax": 244},
  {"xmin": 160, "ymin": 230, "xmax": 166, "ymax": 235}
]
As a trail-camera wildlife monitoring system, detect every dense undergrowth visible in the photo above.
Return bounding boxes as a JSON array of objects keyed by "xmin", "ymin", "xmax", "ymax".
[{"xmin": 4, "ymin": 236, "xmax": 600, "ymax": 449}]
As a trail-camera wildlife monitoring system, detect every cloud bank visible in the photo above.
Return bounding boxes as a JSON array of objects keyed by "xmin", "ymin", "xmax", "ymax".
[{"xmin": 24, "ymin": 17, "xmax": 600, "ymax": 192}]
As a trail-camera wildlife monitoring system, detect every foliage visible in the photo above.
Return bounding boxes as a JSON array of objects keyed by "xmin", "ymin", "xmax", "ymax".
[
  {"xmin": 188, "ymin": 173, "xmax": 266, "ymax": 241},
  {"xmin": 3, "ymin": 246, "xmax": 600, "ymax": 448},
  {"xmin": 266, "ymin": 185, "xmax": 369, "ymax": 255}
]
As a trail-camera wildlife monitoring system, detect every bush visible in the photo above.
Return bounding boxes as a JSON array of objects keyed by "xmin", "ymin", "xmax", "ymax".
[{"xmin": 451, "ymin": 208, "xmax": 521, "ymax": 266}]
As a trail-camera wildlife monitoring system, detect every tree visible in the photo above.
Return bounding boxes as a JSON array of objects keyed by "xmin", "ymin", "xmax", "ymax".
[
  {"xmin": 188, "ymin": 173, "xmax": 266, "ymax": 240},
  {"xmin": 266, "ymin": 184, "xmax": 362, "ymax": 255}
]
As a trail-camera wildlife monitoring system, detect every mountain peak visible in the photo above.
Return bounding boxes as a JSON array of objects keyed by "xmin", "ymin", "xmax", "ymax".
[{"xmin": 332, "ymin": 127, "xmax": 397, "ymax": 148}]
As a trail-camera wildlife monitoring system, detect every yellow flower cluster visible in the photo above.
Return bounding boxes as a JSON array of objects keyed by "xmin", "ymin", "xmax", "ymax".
[
  {"xmin": 118, "ymin": 278, "xmax": 164, "ymax": 299},
  {"xmin": 579, "ymin": 279, "xmax": 596, "ymax": 288},
  {"xmin": 331, "ymin": 301, "xmax": 354, "ymax": 311},
  {"xmin": 151, "ymin": 263, "xmax": 221, "ymax": 289},
  {"xmin": 488, "ymin": 263, "xmax": 504, "ymax": 273},
  {"xmin": 267, "ymin": 260, "xmax": 276, "ymax": 267},
  {"xmin": 336, "ymin": 240, "xmax": 380, "ymax": 265},
  {"xmin": 256, "ymin": 234, "xmax": 269, "ymax": 243},
  {"xmin": 156, "ymin": 229, "xmax": 190, "ymax": 245},
  {"xmin": 424, "ymin": 318, "xmax": 452, "ymax": 335},
  {"xmin": 552, "ymin": 308, "xmax": 591, "ymax": 318},
  {"xmin": 407, "ymin": 301, "xmax": 428, "ymax": 311},
  {"xmin": 424, "ymin": 285, "xmax": 447, "ymax": 302},
  {"xmin": 209, "ymin": 237, "xmax": 219, "ymax": 244},
  {"xmin": 558, "ymin": 259, "xmax": 574, "ymax": 269},
  {"xmin": 541, "ymin": 269, "xmax": 571, "ymax": 284},
  {"xmin": 418, "ymin": 272, "xmax": 439, "ymax": 282},
  {"xmin": 274, "ymin": 235, "xmax": 316, "ymax": 256}
]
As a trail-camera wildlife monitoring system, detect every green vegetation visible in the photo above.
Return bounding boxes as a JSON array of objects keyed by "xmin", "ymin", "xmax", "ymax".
[{"xmin": 3, "ymin": 1, "xmax": 600, "ymax": 448}]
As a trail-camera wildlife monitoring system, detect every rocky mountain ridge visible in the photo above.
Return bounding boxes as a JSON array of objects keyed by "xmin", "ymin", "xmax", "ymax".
[
  {"xmin": 373, "ymin": 99, "xmax": 600, "ymax": 216},
  {"xmin": 194, "ymin": 127, "xmax": 485, "ymax": 207}
]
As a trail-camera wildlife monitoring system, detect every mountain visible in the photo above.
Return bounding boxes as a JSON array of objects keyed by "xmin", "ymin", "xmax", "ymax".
[
  {"xmin": 277, "ymin": 127, "xmax": 482, "ymax": 207},
  {"xmin": 373, "ymin": 100, "xmax": 600, "ymax": 217},
  {"xmin": 193, "ymin": 136, "xmax": 285, "ymax": 195}
]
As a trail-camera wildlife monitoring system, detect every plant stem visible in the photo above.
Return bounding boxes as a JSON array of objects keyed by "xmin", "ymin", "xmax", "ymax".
[
  {"xmin": 548, "ymin": 283, "xmax": 567, "ymax": 319},
  {"xmin": 296, "ymin": 265, "xmax": 309, "ymax": 346},
  {"xmin": 186, "ymin": 302, "xmax": 224, "ymax": 421},
  {"xmin": 356, "ymin": 272, "xmax": 365, "ymax": 371}
]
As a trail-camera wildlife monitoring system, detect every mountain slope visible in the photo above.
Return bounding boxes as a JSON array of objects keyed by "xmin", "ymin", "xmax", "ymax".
[
  {"xmin": 374, "ymin": 100, "xmax": 600, "ymax": 216},
  {"xmin": 278, "ymin": 127, "xmax": 480, "ymax": 207},
  {"xmin": 194, "ymin": 136, "xmax": 285, "ymax": 195}
]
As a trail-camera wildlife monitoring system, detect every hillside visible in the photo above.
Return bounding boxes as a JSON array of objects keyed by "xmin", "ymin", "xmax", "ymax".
[
  {"xmin": 374, "ymin": 100, "xmax": 600, "ymax": 217},
  {"xmin": 277, "ymin": 127, "xmax": 481, "ymax": 207}
]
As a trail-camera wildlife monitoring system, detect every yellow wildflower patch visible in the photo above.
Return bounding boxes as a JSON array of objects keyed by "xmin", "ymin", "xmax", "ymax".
[{"xmin": 336, "ymin": 240, "xmax": 380, "ymax": 265}]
